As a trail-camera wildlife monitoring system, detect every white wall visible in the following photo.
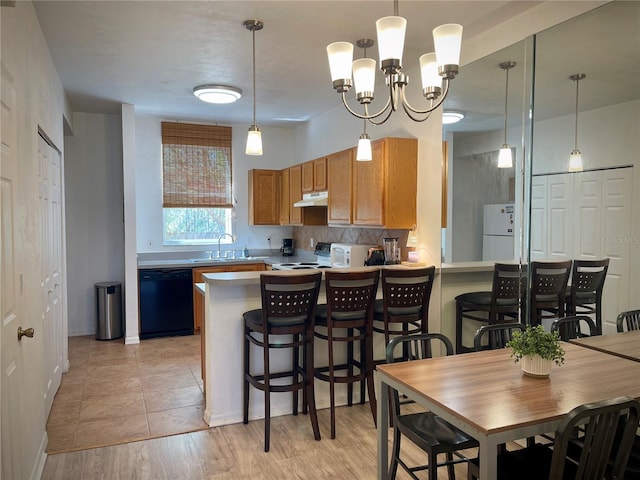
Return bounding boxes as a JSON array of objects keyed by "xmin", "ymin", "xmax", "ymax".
[
  {"xmin": 134, "ymin": 116, "xmax": 295, "ymax": 253},
  {"xmin": 1, "ymin": 1, "xmax": 71, "ymax": 477},
  {"xmin": 64, "ymin": 112, "xmax": 125, "ymax": 336}
]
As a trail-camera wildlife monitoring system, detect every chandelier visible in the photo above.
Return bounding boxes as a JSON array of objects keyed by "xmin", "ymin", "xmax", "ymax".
[{"xmin": 326, "ymin": 0, "xmax": 462, "ymax": 125}]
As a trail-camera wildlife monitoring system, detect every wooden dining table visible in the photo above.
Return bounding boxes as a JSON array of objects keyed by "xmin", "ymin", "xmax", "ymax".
[
  {"xmin": 569, "ymin": 329, "xmax": 640, "ymax": 362},
  {"xmin": 375, "ymin": 342, "xmax": 640, "ymax": 479}
]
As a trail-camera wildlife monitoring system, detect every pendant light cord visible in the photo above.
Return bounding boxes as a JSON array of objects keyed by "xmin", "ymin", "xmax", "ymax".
[
  {"xmin": 503, "ymin": 66, "xmax": 509, "ymax": 144},
  {"xmin": 574, "ymin": 77, "xmax": 579, "ymax": 150},
  {"xmin": 252, "ymin": 27, "xmax": 256, "ymax": 126}
]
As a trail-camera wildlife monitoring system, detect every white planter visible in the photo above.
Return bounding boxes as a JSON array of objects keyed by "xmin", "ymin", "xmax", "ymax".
[{"xmin": 520, "ymin": 355, "xmax": 553, "ymax": 378}]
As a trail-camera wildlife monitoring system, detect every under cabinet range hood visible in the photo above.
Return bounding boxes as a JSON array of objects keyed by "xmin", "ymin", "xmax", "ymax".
[{"xmin": 293, "ymin": 191, "xmax": 328, "ymax": 207}]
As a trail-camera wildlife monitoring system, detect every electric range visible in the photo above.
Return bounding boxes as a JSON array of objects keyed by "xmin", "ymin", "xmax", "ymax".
[{"xmin": 272, "ymin": 242, "xmax": 332, "ymax": 270}]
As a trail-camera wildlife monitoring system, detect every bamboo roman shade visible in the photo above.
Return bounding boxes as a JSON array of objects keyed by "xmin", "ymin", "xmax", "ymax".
[{"xmin": 162, "ymin": 122, "xmax": 233, "ymax": 208}]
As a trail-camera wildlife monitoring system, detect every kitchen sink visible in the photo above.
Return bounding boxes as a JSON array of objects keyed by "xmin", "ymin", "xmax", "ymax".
[{"xmin": 189, "ymin": 258, "xmax": 228, "ymax": 263}]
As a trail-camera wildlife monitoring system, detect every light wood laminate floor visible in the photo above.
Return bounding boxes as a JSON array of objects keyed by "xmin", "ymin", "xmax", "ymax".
[{"xmin": 44, "ymin": 334, "xmax": 504, "ymax": 479}]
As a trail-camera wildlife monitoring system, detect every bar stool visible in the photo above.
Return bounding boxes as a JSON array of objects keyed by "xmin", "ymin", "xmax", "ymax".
[
  {"xmin": 373, "ymin": 266, "xmax": 436, "ymax": 362},
  {"xmin": 564, "ymin": 258, "xmax": 609, "ymax": 334},
  {"xmin": 529, "ymin": 260, "xmax": 572, "ymax": 328},
  {"xmin": 242, "ymin": 271, "xmax": 322, "ymax": 452},
  {"xmin": 455, "ymin": 263, "xmax": 527, "ymax": 354},
  {"xmin": 314, "ymin": 268, "xmax": 380, "ymax": 439}
]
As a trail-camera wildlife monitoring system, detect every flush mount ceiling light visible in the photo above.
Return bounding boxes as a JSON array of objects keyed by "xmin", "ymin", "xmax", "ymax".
[
  {"xmin": 326, "ymin": 0, "xmax": 462, "ymax": 125},
  {"xmin": 193, "ymin": 85, "xmax": 242, "ymax": 104},
  {"xmin": 568, "ymin": 73, "xmax": 586, "ymax": 172},
  {"xmin": 442, "ymin": 111, "xmax": 465, "ymax": 124},
  {"xmin": 498, "ymin": 61, "xmax": 516, "ymax": 168},
  {"xmin": 245, "ymin": 19, "xmax": 263, "ymax": 156}
]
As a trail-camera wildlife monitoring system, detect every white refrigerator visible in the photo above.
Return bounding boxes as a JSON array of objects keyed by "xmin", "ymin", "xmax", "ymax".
[{"xmin": 482, "ymin": 204, "xmax": 515, "ymax": 261}]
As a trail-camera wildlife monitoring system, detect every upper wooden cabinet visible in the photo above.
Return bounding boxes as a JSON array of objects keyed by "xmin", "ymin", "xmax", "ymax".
[
  {"xmin": 352, "ymin": 137, "xmax": 417, "ymax": 228},
  {"xmin": 327, "ymin": 148, "xmax": 353, "ymax": 224},
  {"xmin": 289, "ymin": 164, "xmax": 303, "ymax": 225},
  {"xmin": 302, "ymin": 157, "xmax": 328, "ymax": 193},
  {"xmin": 278, "ymin": 168, "xmax": 290, "ymax": 225},
  {"xmin": 248, "ymin": 169, "xmax": 279, "ymax": 225}
]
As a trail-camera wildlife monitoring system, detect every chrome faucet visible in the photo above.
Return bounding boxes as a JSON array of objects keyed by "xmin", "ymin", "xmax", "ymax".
[{"xmin": 217, "ymin": 233, "xmax": 235, "ymax": 258}]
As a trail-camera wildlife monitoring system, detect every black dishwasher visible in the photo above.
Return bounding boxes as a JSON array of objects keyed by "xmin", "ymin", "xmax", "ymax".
[{"xmin": 139, "ymin": 268, "xmax": 194, "ymax": 339}]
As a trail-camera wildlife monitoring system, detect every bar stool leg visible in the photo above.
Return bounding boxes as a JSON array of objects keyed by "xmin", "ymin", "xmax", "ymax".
[
  {"xmin": 347, "ymin": 327, "xmax": 354, "ymax": 407},
  {"xmin": 263, "ymin": 331, "xmax": 271, "ymax": 452},
  {"xmin": 292, "ymin": 332, "xmax": 299, "ymax": 416},
  {"xmin": 243, "ymin": 325, "xmax": 250, "ymax": 425},
  {"xmin": 305, "ymin": 331, "xmax": 321, "ymax": 441},
  {"xmin": 328, "ymin": 327, "xmax": 337, "ymax": 439}
]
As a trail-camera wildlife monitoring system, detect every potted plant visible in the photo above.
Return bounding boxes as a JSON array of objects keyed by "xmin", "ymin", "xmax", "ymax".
[{"xmin": 507, "ymin": 325, "xmax": 565, "ymax": 377}]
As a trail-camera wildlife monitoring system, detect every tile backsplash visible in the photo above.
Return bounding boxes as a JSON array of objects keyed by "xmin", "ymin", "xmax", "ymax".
[{"xmin": 293, "ymin": 226, "xmax": 410, "ymax": 258}]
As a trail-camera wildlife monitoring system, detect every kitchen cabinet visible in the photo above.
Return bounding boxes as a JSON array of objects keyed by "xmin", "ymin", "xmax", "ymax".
[
  {"xmin": 289, "ymin": 164, "xmax": 303, "ymax": 225},
  {"xmin": 192, "ymin": 263, "xmax": 265, "ymax": 333},
  {"xmin": 327, "ymin": 148, "xmax": 353, "ymax": 224},
  {"xmin": 278, "ymin": 168, "xmax": 290, "ymax": 225},
  {"xmin": 302, "ymin": 157, "xmax": 328, "ymax": 193},
  {"xmin": 352, "ymin": 137, "xmax": 417, "ymax": 228},
  {"xmin": 248, "ymin": 169, "xmax": 279, "ymax": 225}
]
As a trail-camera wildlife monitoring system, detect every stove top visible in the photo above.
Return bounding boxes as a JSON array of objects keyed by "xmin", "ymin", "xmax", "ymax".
[{"xmin": 272, "ymin": 242, "xmax": 332, "ymax": 270}]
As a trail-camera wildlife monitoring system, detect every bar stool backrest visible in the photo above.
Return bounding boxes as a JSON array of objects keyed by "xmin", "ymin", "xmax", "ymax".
[
  {"xmin": 491, "ymin": 263, "xmax": 528, "ymax": 311},
  {"xmin": 324, "ymin": 269, "xmax": 380, "ymax": 324},
  {"xmin": 261, "ymin": 272, "xmax": 322, "ymax": 325},
  {"xmin": 381, "ymin": 266, "xmax": 435, "ymax": 322},
  {"xmin": 570, "ymin": 258, "xmax": 609, "ymax": 296}
]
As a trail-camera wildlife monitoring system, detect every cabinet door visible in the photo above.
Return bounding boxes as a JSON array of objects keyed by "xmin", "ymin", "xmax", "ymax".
[
  {"xmin": 249, "ymin": 169, "xmax": 278, "ymax": 225},
  {"xmin": 301, "ymin": 161, "xmax": 314, "ymax": 193},
  {"xmin": 313, "ymin": 157, "xmax": 327, "ymax": 191},
  {"xmin": 327, "ymin": 148, "xmax": 353, "ymax": 224},
  {"xmin": 353, "ymin": 140, "xmax": 384, "ymax": 225},
  {"xmin": 290, "ymin": 164, "xmax": 303, "ymax": 224},
  {"xmin": 278, "ymin": 168, "xmax": 290, "ymax": 225}
]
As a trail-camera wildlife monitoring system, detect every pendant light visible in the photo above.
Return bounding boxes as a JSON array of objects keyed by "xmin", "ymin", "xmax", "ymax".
[
  {"xmin": 244, "ymin": 20, "xmax": 263, "ymax": 156},
  {"xmin": 568, "ymin": 73, "xmax": 585, "ymax": 172},
  {"xmin": 355, "ymin": 39, "xmax": 373, "ymax": 161},
  {"xmin": 498, "ymin": 61, "xmax": 516, "ymax": 168}
]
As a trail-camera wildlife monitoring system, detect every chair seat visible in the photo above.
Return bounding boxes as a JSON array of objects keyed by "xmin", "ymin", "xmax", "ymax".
[
  {"xmin": 314, "ymin": 304, "xmax": 367, "ymax": 325},
  {"xmin": 456, "ymin": 292, "xmax": 519, "ymax": 307},
  {"xmin": 243, "ymin": 308, "xmax": 308, "ymax": 329},
  {"xmin": 373, "ymin": 298, "xmax": 423, "ymax": 319},
  {"xmin": 397, "ymin": 412, "xmax": 478, "ymax": 451}
]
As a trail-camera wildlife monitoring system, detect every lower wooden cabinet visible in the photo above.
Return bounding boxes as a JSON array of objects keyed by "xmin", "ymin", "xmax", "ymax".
[{"xmin": 192, "ymin": 263, "xmax": 266, "ymax": 332}]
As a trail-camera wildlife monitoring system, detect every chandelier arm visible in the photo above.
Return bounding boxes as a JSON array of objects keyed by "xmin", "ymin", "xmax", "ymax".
[
  {"xmin": 367, "ymin": 105, "xmax": 396, "ymax": 126},
  {"xmin": 400, "ymin": 79, "xmax": 451, "ymax": 115},
  {"xmin": 340, "ymin": 92, "xmax": 392, "ymax": 120},
  {"xmin": 401, "ymin": 100, "xmax": 433, "ymax": 122}
]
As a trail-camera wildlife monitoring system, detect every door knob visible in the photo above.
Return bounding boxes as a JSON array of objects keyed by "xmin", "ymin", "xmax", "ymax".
[{"xmin": 17, "ymin": 327, "xmax": 35, "ymax": 341}]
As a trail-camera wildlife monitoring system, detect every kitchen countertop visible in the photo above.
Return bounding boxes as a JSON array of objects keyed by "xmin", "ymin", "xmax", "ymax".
[{"xmin": 137, "ymin": 254, "xmax": 314, "ymax": 269}]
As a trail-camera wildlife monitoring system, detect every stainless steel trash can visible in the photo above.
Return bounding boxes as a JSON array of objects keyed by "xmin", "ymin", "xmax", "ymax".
[{"xmin": 96, "ymin": 282, "xmax": 123, "ymax": 340}]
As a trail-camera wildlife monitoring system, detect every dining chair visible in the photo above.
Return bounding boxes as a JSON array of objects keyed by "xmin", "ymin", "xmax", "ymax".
[
  {"xmin": 616, "ymin": 309, "xmax": 640, "ymax": 332},
  {"xmin": 550, "ymin": 315, "xmax": 597, "ymax": 341},
  {"xmin": 314, "ymin": 268, "xmax": 380, "ymax": 439},
  {"xmin": 242, "ymin": 272, "xmax": 322, "ymax": 452},
  {"xmin": 372, "ymin": 266, "xmax": 436, "ymax": 361},
  {"xmin": 565, "ymin": 258, "xmax": 609, "ymax": 334},
  {"xmin": 472, "ymin": 322, "xmax": 525, "ymax": 351},
  {"xmin": 467, "ymin": 396, "xmax": 640, "ymax": 480},
  {"xmin": 529, "ymin": 260, "xmax": 572, "ymax": 328},
  {"xmin": 455, "ymin": 263, "xmax": 527, "ymax": 354},
  {"xmin": 386, "ymin": 333, "xmax": 479, "ymax": 480}
]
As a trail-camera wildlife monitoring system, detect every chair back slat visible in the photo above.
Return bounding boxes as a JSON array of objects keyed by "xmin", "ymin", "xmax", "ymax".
[
  {"xmin": 551, "ymin": 315, "xmax": 597, "ymax": 340},
  {"xmin": 261, "ymin": 273, "xmax": 322, "ymax": 320},
  {"xmin": 325, "ymin": 269, "xmax": 380, "ymax": 323},
  {"xmin": 549, "ymin": 396, "xmax": 640, "ymax": 479},
  {"xmin": 473, "ymin": 322, "xmax": 525, "ymax": 351},
  {"xmin": 492, "ymin": 263, "xmax": 527, "ymax": 303},
  {"xmin": 616, "ymin": 309, "xmax": 640, "ymax": 332}
]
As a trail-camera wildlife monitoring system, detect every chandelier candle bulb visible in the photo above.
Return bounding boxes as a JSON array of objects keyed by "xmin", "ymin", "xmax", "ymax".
[
  {"xmin": 376, "ymin": 16, "xmax": 407, "ymax": 72},
  {"xmin": 327, "ymin": 42, "xmax": 354, "ymax": 89},
  {"xmin": 353, "ymin": 58, "xmax": 376, "ymax": 99},
  {"xmin": 433, "ymin": 24, "xmax": 464, "ymax": 78},
  {"xmin": 419, "ymin": 53, "xmax": 441, "ymax": 98}
]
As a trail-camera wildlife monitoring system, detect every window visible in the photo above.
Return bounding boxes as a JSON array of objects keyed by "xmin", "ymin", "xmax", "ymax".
[{"xmin": 162, "ymin": 122, "xmax": 233, "ymax": 244}]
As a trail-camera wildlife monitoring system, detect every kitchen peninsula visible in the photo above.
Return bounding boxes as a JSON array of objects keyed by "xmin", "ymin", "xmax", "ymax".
[{"xmin": 199, "ymin": 262, "xmax": 498, "ymax": 427}]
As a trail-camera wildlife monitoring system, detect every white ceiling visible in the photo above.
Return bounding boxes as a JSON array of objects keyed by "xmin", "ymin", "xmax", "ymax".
[{"xmin": 32, "ymin": 1, "xmax": 639, "ymax": 133}]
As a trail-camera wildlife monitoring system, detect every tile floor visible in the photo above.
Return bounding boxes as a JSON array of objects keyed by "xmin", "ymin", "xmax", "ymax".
[{"xmin": 46, "ymin": 333, "xmax": 208, "ymax": 454}]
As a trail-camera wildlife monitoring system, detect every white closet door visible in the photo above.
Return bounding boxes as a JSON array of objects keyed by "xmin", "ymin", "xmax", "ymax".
[
  {"xmin": 573, "ymin": 171, "xmax": 602, "ymax": 259},
  {"xmin": 530, "ymin": 176, "xmax": 547, "ymax": 259},
  {"xmin": 547, "ymin": 173, "xmax": 573, "ymax": 260},
  {"xmin": 600, "ymin": 168, "xmax": 633, "ymax": 333}
]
